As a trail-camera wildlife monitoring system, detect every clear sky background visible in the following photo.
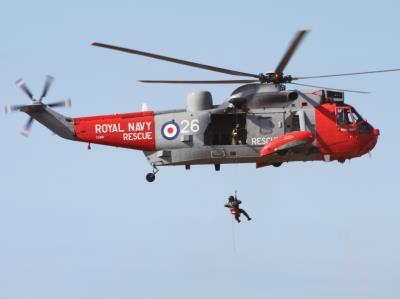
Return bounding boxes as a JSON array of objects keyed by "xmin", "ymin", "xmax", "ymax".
[{"xmin": 1, "ymin": 1, "xmax": 399, "ymax": 298}]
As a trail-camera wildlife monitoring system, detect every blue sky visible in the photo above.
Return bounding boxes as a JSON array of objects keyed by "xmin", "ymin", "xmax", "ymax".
[{"xmin": 1, "ymin": 1, "xmax": 399, "ymax": 298}]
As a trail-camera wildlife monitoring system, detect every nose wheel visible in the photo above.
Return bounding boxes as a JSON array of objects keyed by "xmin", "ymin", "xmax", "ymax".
[
  {"xmin": 146, "ymin": 173, "xmax": 156, "ymax": 182},
  {"xmin": 145, "ymin": 164, "xmax": 159, "ymax": 182}
]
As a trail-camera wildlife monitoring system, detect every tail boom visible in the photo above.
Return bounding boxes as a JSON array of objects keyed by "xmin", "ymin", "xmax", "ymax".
[
  {"xmin": 73, "ymin": 111, "xmax": 155, "ymax": 151},
  {"xmin": 19, "ymin": 105, "xmax": 156, "ymax": 151}
]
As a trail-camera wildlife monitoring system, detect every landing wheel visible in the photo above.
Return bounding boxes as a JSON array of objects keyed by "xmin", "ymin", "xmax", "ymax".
[
  {"xmin": 146, "ymin": 173, "xmax": 156, "ymax": 182},
  {"xmin": 146, "ymin": 164, "xmax": 159, "ymax": 182},
  {"xmin": 272, "ymin": 162, "xmax": 283, "ymax": 167}
]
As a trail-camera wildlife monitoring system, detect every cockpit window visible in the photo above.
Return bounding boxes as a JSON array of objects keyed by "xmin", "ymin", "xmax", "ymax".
[
  {"xmin": 336, "ymin": 106, "xmax": 363, "ymax": 126},
  {"xmin": 350, "ymin": 107, "xmax": 362, "ymax": 123},
  {"xmin": 336, "ymin": 108, "xmax": 344, "ymax": 124},
  {"xmin": 336, "ymin": 108, "xmax": 352, "ymax": 125}
]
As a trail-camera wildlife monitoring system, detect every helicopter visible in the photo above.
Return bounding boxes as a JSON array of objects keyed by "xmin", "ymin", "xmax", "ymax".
[{"xmin": 6, "ymin": 30, "xmax": 396, "ymax": 182}]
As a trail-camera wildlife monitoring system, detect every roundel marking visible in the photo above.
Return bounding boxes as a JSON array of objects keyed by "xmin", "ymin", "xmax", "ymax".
[{"xmin": 161, "ymin": 121, "xmax": 180, "ymax": 140}]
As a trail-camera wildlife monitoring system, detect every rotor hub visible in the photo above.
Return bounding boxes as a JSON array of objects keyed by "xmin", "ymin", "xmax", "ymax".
[
  {"xmin": 258, "ymin": 73, "xmax": 293, "ymax": 84},
  {"xmin": 259, "ymin": 73, "xmax": 294, "ymax": 84}
]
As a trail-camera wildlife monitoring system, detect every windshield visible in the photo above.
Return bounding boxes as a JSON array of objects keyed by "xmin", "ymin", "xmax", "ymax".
[
  {"xmin": 350, "ymin": 107, "xmax": 363, "ymax": 123},
  {"xmin": 336, "ymin": 106, "xmax": 363, "ymax": 125}
]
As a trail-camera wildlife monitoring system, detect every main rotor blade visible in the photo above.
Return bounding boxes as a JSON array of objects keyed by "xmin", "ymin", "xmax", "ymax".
[
  {"xmin": 290, "ymin": 82, "xmax": 370, "ymax": 94},
  {"xmin": 275, "ymin": 29, "xmax": 309, "ymax": 74},
  {"xmin": 15, "ymin": 79, "xmax": 33, "ymax": 100},
  {"xmin": 92, "ymin": 42, "xmax": 260, "ymax": 79},
  {"xmin": 40, "ymin": 75, "xmax": 54, "ymax": 100},
  {"xmin": 21, "ymin": 117, "xmax": 34, "ymax": 137},
  {"xmin": 294, "ymin": 68, "xmax": 400, "ymax": 80},
  {"xmin": 48, "ymin": 99, "xmax": 71, "ymax": 108},
  {"xmin": 138, "ymin": 79, "xmax": 258, "ymax": 84}
]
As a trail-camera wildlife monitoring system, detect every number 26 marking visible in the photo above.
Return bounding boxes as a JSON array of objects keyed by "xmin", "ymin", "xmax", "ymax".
[{"xmin": 181, "ymin": 119, "xmax": 200, "ymax": 133}]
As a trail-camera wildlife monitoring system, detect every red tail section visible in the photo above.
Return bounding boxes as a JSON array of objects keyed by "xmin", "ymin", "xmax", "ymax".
[{"xmin": 74, "ymin": 111, "xmax": 155, "ymax": 151}]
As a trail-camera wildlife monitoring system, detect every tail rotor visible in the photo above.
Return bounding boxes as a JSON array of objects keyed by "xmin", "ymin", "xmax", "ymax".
[
  {"xmin": 15, "ymin": 78, "xmax": 34, "ymax": 100},
  {"xmin": 47, "ymin": 99, "xmax": 71, "ymax": 108},
  {"xmin": 5, "ymin": 104, "xmax": 26, "ymax": 114},
  {"xmin": 5, "ymin": 75, "xmax": 71, "ymax": 137},
  {"xmin": 21, "ymin": 117, "xmax": 34, "ymax": 137},
  {"xmin": 39, "ymin": 75, "xmax": 54, "ymax": 101}
]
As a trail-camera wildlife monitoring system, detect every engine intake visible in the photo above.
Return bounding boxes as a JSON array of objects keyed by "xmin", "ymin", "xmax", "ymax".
[{"xmin": 186, "ymin": 91, "xmax": 213, "ymax": 112}]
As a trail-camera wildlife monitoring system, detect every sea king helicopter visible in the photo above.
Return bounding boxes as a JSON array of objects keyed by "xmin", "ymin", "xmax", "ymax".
[{"xmin": 6, "ymin": 30, "xmax": 396, "ymax": 182}]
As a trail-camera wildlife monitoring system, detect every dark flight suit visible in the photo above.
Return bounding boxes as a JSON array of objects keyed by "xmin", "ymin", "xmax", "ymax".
[
  {"xmin": 232, "ymin": 126, "xmax": 246, "ymax": 145},
  {"xmin": 232, "ymin": 127, "xmax": 239, "ymax": 145},
  {"xmin": 224, "ymin": 198, "xmax": 251, "ymax": 223}
]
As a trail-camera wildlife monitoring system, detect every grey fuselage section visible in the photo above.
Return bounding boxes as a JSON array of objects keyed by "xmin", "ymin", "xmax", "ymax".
[{"xmin": 145, "ymin": 84, "xmax": 322, "ymax": 167}]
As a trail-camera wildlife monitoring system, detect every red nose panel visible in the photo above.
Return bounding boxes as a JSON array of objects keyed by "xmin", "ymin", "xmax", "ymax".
[
  {"xmin": 315, "ymin": 104, "xmax": 379, "ymax": 159},
  {"xmin": 74, "ymin": 111, "xmax": 155, "ymax": 151}
]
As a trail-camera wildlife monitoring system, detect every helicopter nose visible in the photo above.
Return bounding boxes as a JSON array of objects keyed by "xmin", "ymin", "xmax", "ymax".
[{"xmin": 363, "ymin": 126, "xmax": 379, "ymax": 153}]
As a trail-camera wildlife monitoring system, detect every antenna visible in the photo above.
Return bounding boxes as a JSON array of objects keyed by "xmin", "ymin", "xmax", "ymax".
[{"xmin": 141, "ymin": 102, "xmax": 149, "ymax": 111}]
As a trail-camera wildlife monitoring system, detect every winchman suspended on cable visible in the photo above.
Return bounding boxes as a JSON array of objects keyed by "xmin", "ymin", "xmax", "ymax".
[{"xmin": 224, "ymin": 192, "xmax": 251, "ymax": 223}]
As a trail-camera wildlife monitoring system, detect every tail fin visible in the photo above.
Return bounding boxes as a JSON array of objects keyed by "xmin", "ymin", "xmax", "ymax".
[{"xmin": 18, "ymin": 104, "xmax": 75, "ymax": 140}]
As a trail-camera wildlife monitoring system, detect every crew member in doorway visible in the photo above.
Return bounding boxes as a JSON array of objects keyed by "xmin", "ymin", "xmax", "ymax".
[
  {"xmin": 232, "ymin": 124, "xmax": 240, "ymax": 145},
  {"xmin": 224, "ymin": 195, "xmax": 251, "ymax": 223}
]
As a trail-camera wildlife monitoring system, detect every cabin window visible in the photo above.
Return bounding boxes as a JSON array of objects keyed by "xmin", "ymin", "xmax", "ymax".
[
  {"xmin": 291, "ymin": 115, "xmax": 300, "ymax": 131},
  {"xmin": 259, "ymin": 117, "xmax": 274, "ymax": 134}
]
